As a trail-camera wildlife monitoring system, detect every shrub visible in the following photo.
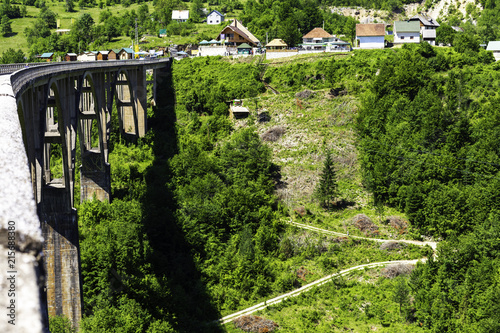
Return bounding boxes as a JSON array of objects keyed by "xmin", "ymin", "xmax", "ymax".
[{"xmin": 261, "ymin": 126, "xmax": 286, "ymax": 142}]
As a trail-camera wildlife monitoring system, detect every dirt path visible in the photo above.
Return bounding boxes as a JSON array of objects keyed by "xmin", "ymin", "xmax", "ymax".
[
  {"xmin": 218, "ymin": 258, "xmax": 425, "ymax": 325},
  {"xmin": 288, "ymin": 220, "xmax": 437, "ymax": 250},
  {"xmin": 217, "ymin": 221, "xmax": 436, "ymax": 325}
]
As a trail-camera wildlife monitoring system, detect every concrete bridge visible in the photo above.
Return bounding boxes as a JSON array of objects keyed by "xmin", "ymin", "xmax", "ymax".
[{"xmin": 0, "ymin": 58, "xmax": 171, "ymax": 332}]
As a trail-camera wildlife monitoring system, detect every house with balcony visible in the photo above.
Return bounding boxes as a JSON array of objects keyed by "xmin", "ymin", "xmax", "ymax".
[
  {"xmin": 300, "ymin": 27, "xmax": 350, "ymax": 51},
  {"xmin": 409, "ymin": 14, "xmax": 440, "ymax": 45},
  {"xmin": 356, "ymin": 24, "xmax": 385, "ymax": 49},
  {"xmin": 217, "ymin": 19, "xmax": 260, "ymax": 47},
  {"xmin": 393, "ymin": 21, "xmax": 420, "ymax": 44}
]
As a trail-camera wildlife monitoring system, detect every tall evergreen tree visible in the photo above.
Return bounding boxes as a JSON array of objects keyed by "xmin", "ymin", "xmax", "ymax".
[{"xmin": 315, "ymin": 150, "xmax": 338, "ymax": 210}]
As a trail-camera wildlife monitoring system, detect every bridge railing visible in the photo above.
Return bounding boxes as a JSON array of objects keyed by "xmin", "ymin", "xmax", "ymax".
[
  {"xmin": 9, "ymin": 58, "xmax": 170, "ymax": 96},
  {"xmin": 0, "ymin": 62, "xmax": 51, "ymax": 75}
]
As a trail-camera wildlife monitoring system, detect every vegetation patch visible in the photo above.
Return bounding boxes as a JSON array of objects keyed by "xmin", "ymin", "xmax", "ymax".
[{"xmin": 233, "ymin": 315, "xmax": 279, "ymax": 333}]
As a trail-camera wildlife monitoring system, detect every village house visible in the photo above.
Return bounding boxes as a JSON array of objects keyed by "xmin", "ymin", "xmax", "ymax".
[
  {"xmin": 39, "ymin": 52, "xmax": 54, "ymax": 62},
  {"xmin": 487, "ymin": 41, "xmax": 500, "ymax": 61},
  {"xmin": 301, "ymin": 27, "xmax": 350, "ymax": 51},
  {"xmin": 207, "ymin": 10, "xmax": 224, "ymax": 25},
  {"xmin": 355, "ymin": 23, "xmax": 385, "ymax": 49},
  {"xmin": 172, "ymin": 10, "xmax": 189, "ymax": 22},
  {"xmin": 97, "ymin": 51, "xmax": 109, "ymax": 60},
  {"xmin": 77, "ymin": 52, "xmax": 96, "ymax": 61},
  {"xmin": 266, "ymin": 39, "xmax": 288, "ymax": 50},
  {"xmin": 409, "ymin": 14, "xmax": 440, "ymax": 45},
  {"xmin": 64, "ymin": 53, "xmax": 77, "ymax": 62},
  {"xmin": 108, "ymin": 49, "xmax": 120, "ymax": 60},
  {"xmin": 218, "ymin": 19, "xmax": 260, "ymax": 47},
  {"xmin": 118, "ymin": 48, "xmax": 134, "ymax": 60},
  {"xmin": 393, "ymin": 21, "xmax": 420, "ymax": 44},
  {"xmin": 159, "ymin": 29, "xmax": 167, "ymax": 37}
]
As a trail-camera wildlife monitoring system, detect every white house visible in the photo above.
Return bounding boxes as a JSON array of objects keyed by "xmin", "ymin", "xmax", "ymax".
[
  {"xmin": 486, "ymin": 41, "xmax": 500, "ymax": 61},
  {"xmin": 356, "ymin": 23, "xmax": 385, "ymax": 49},
  {"xmin": 172, "ymin": 10, "xmax": 189, "ymax": 22},
  {"xmin": 77, "ymin": 52, "xmax": 96, "ymax": 61},
  {"xmin": 207, "ymin": 10, "xmax": 224, "ymax": 25},
  {"xmin": 301, "ymin": 27, "xmax": 350, "ymax": 51},
  {"xmin": 409, "ymin": 14, "xmax": 440, "ymax": 45},
  {"xmin": 393, "ymin": 21, "xmax": 420, "ymax": 44}
]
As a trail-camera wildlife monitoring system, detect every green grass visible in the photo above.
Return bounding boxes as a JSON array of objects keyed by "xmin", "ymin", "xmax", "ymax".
[{"xmin": 1, "ymin": 0, "xmax": 232, "ymax": 53}]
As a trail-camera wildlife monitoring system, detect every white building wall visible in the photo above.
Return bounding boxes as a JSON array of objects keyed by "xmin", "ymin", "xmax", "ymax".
[
  {"xmin": 207, "ymin": 12, "xmax": 223, "ymax": 24},
  {"xmin": 357, "ymin": 36, "xmax": 385, "ymax": 49},
  {"xmin": 77, "ymin": 54, "xmax": 96, "ymax": 61},
  {"xmin": 394, "ymin": 32, "xmax": 420, "ymax": 44},
  {"xmin": 494, "ymin": 51, "xmax": 500, "ymax": 61},
  {"xmin": 198, "ymin": 46, "xmax": 228, "ymax": 57}
]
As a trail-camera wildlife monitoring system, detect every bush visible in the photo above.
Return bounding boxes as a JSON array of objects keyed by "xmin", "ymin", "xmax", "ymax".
[{"xmin": 261, "ymin": 126, "xmax": 286, "ymax": 142}]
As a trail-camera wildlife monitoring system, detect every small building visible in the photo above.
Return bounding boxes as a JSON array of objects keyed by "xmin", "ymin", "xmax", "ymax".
[
  {"xmin": 118, "ymin": 48, "xmax": 134, "ymax": 60},
  {"xmin": 207, "ymin": 10, "xmax": 224, "ymax": 25},
  {"xmin": 266, "ymin": 39, "xmax": 288, "ymax": 50},
  {"xmin": 356, "ymin": 23, "xmax": 385, "ymax": 49},
  {"xmin": 218, "ymin": 19, "xmax": 260, "ymax": 47},
  {"xmin": 229, "ymin": 99, "xmax": 249, "ymax": 119},
  {"xmin": 159, "ymin": 29, "xmax": 167, "ymax": 37},
  {"xmin": 97, "ymin": 51, "xmax": 109, "ymax": 60},
  {"xmin": 393, "ymin": 21, "xmax": 420, "ymax": 44},
  {"xmin": 39, "ymin": 52, "xmax": 54, "ymax": 62},
  {"xmin": 55, "ymin": 29, "xmax": 70, "ymax": 35},
  {"xmin": 172, "ymin": 10, "xmax": 189, "ymax": 22},
  {"xmin": 486, "ymin": 41, "xmax": 500, "ymax": 61},
  {"xmin": 237, "ymin": 43, "xmax": 252, "ymax": 54},
  {"xmin": 77, "ymin": 52, "xmax": 96, "ymax": 61},
  {"xmin": 108, "ymin": 49, "xmax": 120, "ymax": 60},
  {"xmin": 409, "ymin": 14, "xmax": 440, "ymax": 45},
  {"xmin": 64, "ymin": 53, "xmax": 77, "ymax": 61}
]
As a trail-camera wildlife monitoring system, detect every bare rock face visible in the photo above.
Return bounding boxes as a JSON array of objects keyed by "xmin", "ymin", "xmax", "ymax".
[{"xmin": 0, "ymin": 76, "xmax": 46, "ymax": 333}]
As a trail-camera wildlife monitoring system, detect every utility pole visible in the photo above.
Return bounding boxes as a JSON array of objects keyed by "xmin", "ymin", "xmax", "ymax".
[
  {"xmin": 266, "ymin": 31, "xmax": 268, "ymax": 45},
  {"xmin": 135, "ymin": 18, "xmax": 138, "ymax": 47}
]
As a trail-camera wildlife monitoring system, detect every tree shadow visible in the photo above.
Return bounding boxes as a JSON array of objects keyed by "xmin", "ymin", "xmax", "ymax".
[
  {"xmin": 140, "ymin": 63, "xmax": 224, "ymax": 332},
  {"xmin": 330, "ymin": 198, "xmax": 356, "ymax": 210},
  {"xmin": 4, "ymin": 32, "xmax": 17, "ymax": 37}
]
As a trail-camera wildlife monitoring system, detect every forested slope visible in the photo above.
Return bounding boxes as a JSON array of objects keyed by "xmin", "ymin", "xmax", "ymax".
[{"xmin": 47, "ymin": 43, "xmax": 500, "ymax": 332}]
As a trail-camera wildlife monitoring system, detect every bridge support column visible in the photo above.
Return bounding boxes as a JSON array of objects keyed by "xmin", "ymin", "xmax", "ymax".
[
  {"xmin": 79, "ymin": 74, "xmax": 110, "ymax": 202},
  {"xmin": 39, "ymin": 78, "xmax": 82, "ymax": 331},
  {"xmin": 132, "ymin": 68, "xmax": 148, "ymax": 137}
]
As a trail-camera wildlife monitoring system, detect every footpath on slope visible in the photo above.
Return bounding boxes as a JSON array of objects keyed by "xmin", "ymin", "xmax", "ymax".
[{"xmin": 217, "ymin": 220, "xmax": 436, "ymax": 325}]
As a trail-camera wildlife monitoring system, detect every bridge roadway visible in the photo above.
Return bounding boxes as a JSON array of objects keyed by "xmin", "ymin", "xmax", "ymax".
[{"xmin": 0, "ymin": 58, "xmax": 171, "ymax": 332}]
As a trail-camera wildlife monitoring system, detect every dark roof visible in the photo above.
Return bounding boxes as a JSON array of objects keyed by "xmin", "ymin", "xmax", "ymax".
[
  {"xmin": 409, "ymin": 14, "xmax": 440, "ymax": 27},
  {"xmin": 208, "ymin": 10, "xmax": 224, "ymax": 17}
]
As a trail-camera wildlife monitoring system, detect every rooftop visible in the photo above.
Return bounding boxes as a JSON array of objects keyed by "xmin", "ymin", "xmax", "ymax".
[
  {"xmin": 303, "ymin": 27, "xmax": 333, "ymax": 39},
  {"xmin": 356, "ymin": 23, "xmax": 385, "ymax": 37},
  {"xmin": 394, "ymin": 21, "xmax": 420, "ymax": 33}
]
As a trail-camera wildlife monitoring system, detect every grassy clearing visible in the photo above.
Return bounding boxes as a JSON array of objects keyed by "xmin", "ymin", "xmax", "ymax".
[{"xmin": 236, "ymin": 88, "xmax": 411, "ymax": 241}]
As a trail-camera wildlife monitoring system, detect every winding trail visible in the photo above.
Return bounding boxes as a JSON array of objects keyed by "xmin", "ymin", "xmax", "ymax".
[{"xmin": 217, "ymin": 221, "xmax": 437, "ymax": 325}]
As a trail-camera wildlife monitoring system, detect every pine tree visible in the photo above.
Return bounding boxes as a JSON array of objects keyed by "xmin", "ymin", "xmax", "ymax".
[
  {"xmin": 1, "ymin": 16, "xmax": 12, "ymax": 36},
  {"xmin": 315, "ymin": 150, "xmax": 338, "ymax": 210}
]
